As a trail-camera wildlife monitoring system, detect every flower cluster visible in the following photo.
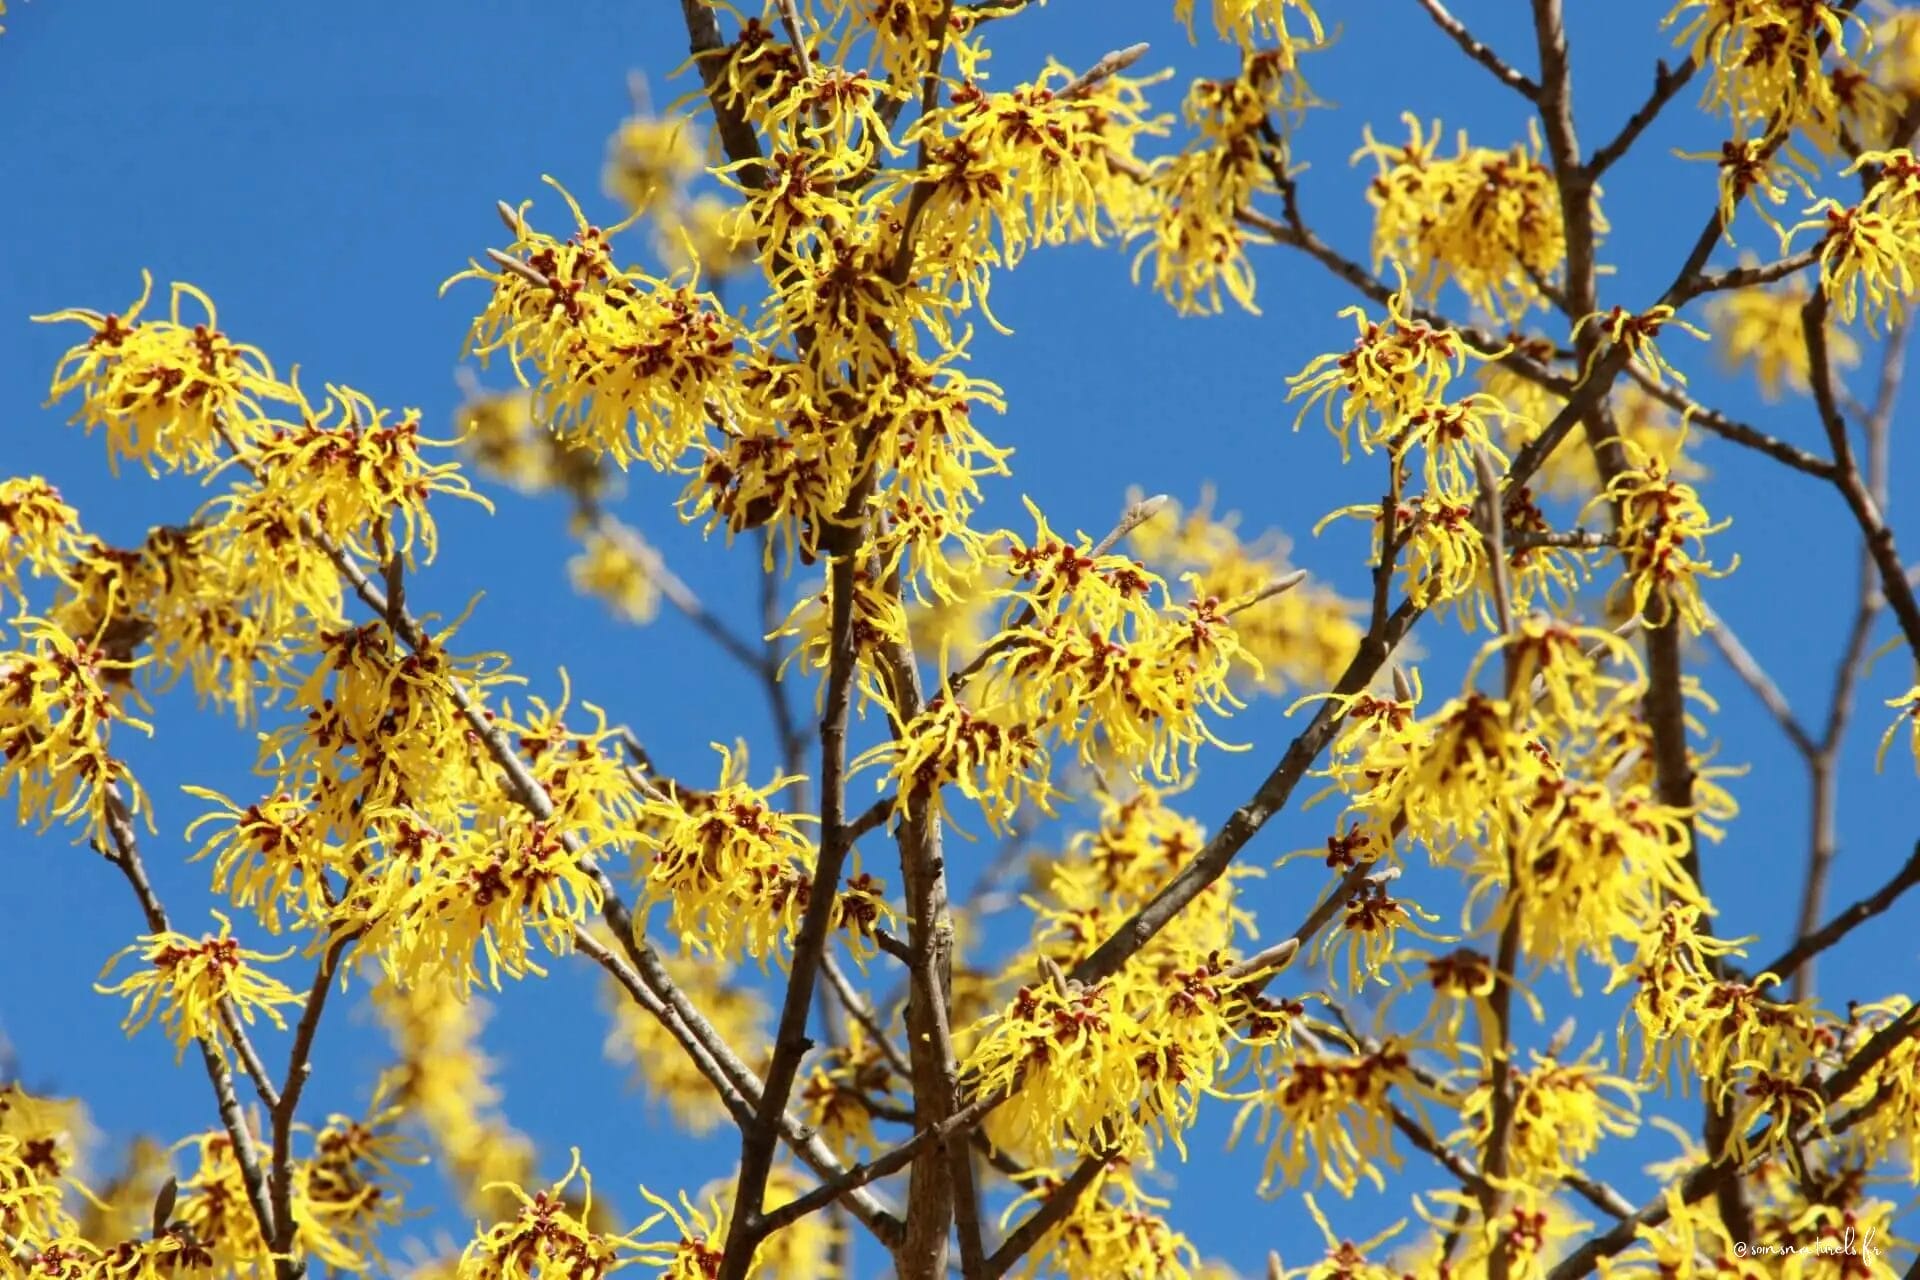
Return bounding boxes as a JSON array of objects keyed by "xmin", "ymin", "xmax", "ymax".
[
  {"xmin": 94, "ymin": 912, "xmax": 299, "ymax": 1062},
  {"xmin": 1354, "ymin": 115, "xmax": 1593, "ymax": 319},
  {"xmin": 1793, "ymin": 148, "xmax": 1920, "ymax": 333}
]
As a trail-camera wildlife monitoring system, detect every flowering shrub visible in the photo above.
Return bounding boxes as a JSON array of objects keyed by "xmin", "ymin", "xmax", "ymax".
[{"xmin": 6, "ymin": 2, "xmax": 1920, "ymax": 1279}]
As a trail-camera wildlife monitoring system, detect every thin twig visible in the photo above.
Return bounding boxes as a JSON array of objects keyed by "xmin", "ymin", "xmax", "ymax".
[
  {"xmin": 1624, "ymin": 369, "xmax": 1837, "ymax": 480},
  {"xmin": 1587, "ymin": 58, "xmax": 1696, "ymax": 178},
  {"xmin": 1412, "ymin": 0, "xmax": 1540, "ymax": 98},
  {"xmin": 1062, "ymin": 43, "xmax": 1150, "ymax": 99},
  {"xmin": 269, "ymin": 933, "xmax": 358, "ymax": 1279},
  {"xmin": 100, "ymin": 790, "xmax": 278, "ymax": 1250},
  {"xmin": 1701, "ymin": 606, "xmax": 1819, "ymax": 759},
  {"xmin": 1762, "ymin": 840, "xmax": 1920, "ymax": 984},
  {"xmin": 984, "ymin": 1155, "xmax": 1111, "ymax": 1279},
  {"xmin": 1806, "ymin": 293, "xmax": 1920, "ymax": 660}
]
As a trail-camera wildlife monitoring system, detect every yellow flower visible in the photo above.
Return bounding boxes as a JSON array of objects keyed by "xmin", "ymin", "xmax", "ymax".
[
  {"xmin": 456, "ymin": 385, "xmax": 602, "ymax": 497},
  {"xmin": 1709, "ymin": 259, "xmax": 1861, "ymax": 399},
  {"xmin": 856, "ymin": 691, "xmax": 1053, "ymax": 834},
  {"xmin": 95, "ymin": 912, "xmax": 299, "ymax": 1061},
  {"xmin": 892, "ymin": 62, "xmax": 1168, "ymax": 315},
  {"xmin": 185, "ymin": 785, "xmax": 342, "ymax": 933},
  {"xmin": 1001, "ymin": 1161, "xmax": 1203, "ymax": 1280},
  {"xmin": 1573, "ymin": 304, "xmax": 1708, "ymax": 388},
  {"xmin": 447, "ymin": 179, "xmax": 745, "ymax": 471},
  {"xmin": 1666, "ymin": 0, "xmax": 1864, "ymax": 140},
  {"xmin": 1355, "ymin": 115, "xmax": 1595, "ymax": 319},
  {"xmin": 602, "ymin": 112, "xmax": 703, "ymax": 218},
  {"xmin": 1455, "ymin": 1043, "xmax": 1640, "ymax": 1181},
  {"xmin": 1274, "ymin": 1193, "xmax": 1405, "ymax": 1278},
  {"xmin": 1133, "ymin": 147, "xmax": 1262, "ymax": 316},
  {"xmin": 1489, "ymin": 378, "xmax": 1702, "ymax": 500},
  {"xmin": 1792, "ymin": 148, "xmax": 1920, "ymax": 334},
  {"xmin": 1583, "ymin": 435, "xmax": 1737, "ymax": 633},
  {"xmin": 36, "ymin": 273, "xmax": 292, "ymax": 476},
  {"xmin": 0, "ymin": 616, "xmax": 151, "ymax": 844},
  {"xmin": 963, "ymin": 976, "xmax": 1150, "ymax": 1158},
  {"xmin": 1318, "ymin": 878, "xmax": 1449, "ymax": 993},
  {"xmin": 0, "ymin": 477, "xmax": 86, "ymax": 608},
  {"xmin": 237, "ymin": 381, "xmax": 489, "ymax": 569},
  {"xmin": 1129, "ymin": 492, "xmax": 1363, "ymax": 694},
  {"xmin": 569, "ymin": 522, "xmax": 662, "ymax": 624},
  {"xmin": 629, "ymin": 743, "xmax": 884, "ymax": 965},
  {"xmin": 656, "ymin": 194, "xmax": 757, "ymax": 281},
  {"xmin": 1230, "ymin": 1039, "xmax": 1423, "ymax": 1195},
  {"xmin": 459, "ymin": 1151, "xmax": 642, "ymax": 1280},
  {"xmin": 289, "ymin": 1086, "xmax": 419, "ymax": 1273},
  {"xmin": 1175, "ymin": 0, "xmax": 1324, "ymax": 50},
  {"xmin": 1879, "ymin": 683, "xmax": 1920, "ymax": 773},
  {"xmin": 349, "ymin": 813, "xmax": 604, "ymax": 993},
  {"xmin": 0, "ymin": 1084, "xmax": 92, "ymax": 1244},
  {"xmin": 694, "ymin": 1165, "xmax": 842, "ymax": 1280},
  {"xmin": 630, "ymin": 1185, "xmax": 728, "ymax": 1280},
  {"xmin": 1288, "ymin": 280, "xmax": 1484, "ymax": 460},
  {"xmin": 374, "ymin": 982, "xmax": 536, "ymax": 1219}
]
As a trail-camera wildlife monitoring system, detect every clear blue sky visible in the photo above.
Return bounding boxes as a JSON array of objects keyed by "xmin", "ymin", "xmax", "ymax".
[{"xmin": 2, "ymin": 0, "xmax": 1915, "ymax": 1271}]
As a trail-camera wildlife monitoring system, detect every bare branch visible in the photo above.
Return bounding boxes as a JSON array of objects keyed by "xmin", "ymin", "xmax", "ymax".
[
  {"xmin": 270, "ymin": 934, "xmax": 358, "ymax": 1278},
  {"xmin": 1763, "ymin": 840, "xmax": 1920, "ymax": 984},
  {"xmin": 984, "ymin": 1155, "xmax": 1111, "ymax": 1279},
  {"xmin": 1806, "ymin": 293, "xmax": 1920, "ymax": 661},
  {"xmin": 100, "ymin": 790, "xmax": 278, "ymax": 1250},
  {"xmin": 1624, "ymin": 370, "xmax": 1838, "ymax": 480},
  {"xmin": 1411, "ymin": 0, "xmax": 1540, "ymax": 98},
  {"xmin": 1586, "ymin": 58, "xmax": 1696, "ymax": 179},
  {"xmin": 1701, "ymin": 606, "xmax": 1819, "ymax": 759}
]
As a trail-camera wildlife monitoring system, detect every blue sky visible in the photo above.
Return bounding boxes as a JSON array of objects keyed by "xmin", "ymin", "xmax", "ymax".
[{"xmin": 2, "ymin": 0, "xmax": 1916, "ymax": 1272}]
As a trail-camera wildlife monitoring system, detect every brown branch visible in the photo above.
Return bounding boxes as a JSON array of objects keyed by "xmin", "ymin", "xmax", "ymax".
[
  {"xmin": 99, "ymin": 790, "xmax": 278, "ymax": 1251},
  {"xmin": 1623, "ymin": 370, "xmax": 1838, "ymax": 480},
  {"xmin": 576, "ymin": 931, "xmax": 758, "ymax": 1130},
  {"xmin": 720, "ymin": 552, "xmax": 868, "ymax": 1279},
  {"xmin": 680, "ymin": 0, "xmax": 767, "ymax": 185},
  {"xmin": 1763, "ymin": 840, "xmax": 1920, "ymax": 985},
  {"xmin": 984, "ymin": 1155, "xmax": 1111, "ymax": 1279},
  {"xmin": 269, "ymin": 933, "xmax": 358, "ymax": 1279},
  {"xmin": 875, "ymin": 619, "xmax": 978, "ymax": 1280},
  {"xmin": 1675, "ymin": 246, "xmax": 1820, "ymax": 301},
  {"xmin": 1805, "ymin": 293, "xmax": 1920, "ymax": 661},
  {"xmin": 1587, "ymin": 58, "xmax": 1696, "ymax": 179},
  {"xmin": 1411, "ymin": 0, "xmax": 1539, "ymax": 98},
  {"xmin": 216, "ymin": 1003, "xmax": 281, "ymax": 1113},
  {"xmin": 821, "ymin": 951, "xmax": 913, "ymax": 1082}
]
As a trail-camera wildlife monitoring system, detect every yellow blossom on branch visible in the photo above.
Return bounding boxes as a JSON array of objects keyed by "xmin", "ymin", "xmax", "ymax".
[
  {"xmin": 36, "ymin": 273, "xmax": 292, "ymax": 476},
  {"xmin": 1707, "ymin": 259, "xmax": 1860, "ymax": 399},
  {"xmin": 94, "ymin": 912, "xmax": 299, "ymax": 1061},
  {"xmin": 1584, "ymin": 436, "xmax": 1737, "ymax": 632},
  {"xmin": 0, "ymin": 616, "xmax": 150, "ymax": 843},
  {"xmin": 1880, "ymin": 684, "xmax": 1920, "ymax": 773},
  {"xmin": 458, "ymin": 1151, "xmax": 643, "ymax": 1280},
  {"xmin": 1792, "ymin": 148, "xmax": 1920, "ymax": 333},
  {"xmin": 447, "ymin": 180, "xmax": 746, "ymax": 471},
  {"xmin": 1355, "ymin": 116, "xmax": 1592, "ymax": 319}
]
